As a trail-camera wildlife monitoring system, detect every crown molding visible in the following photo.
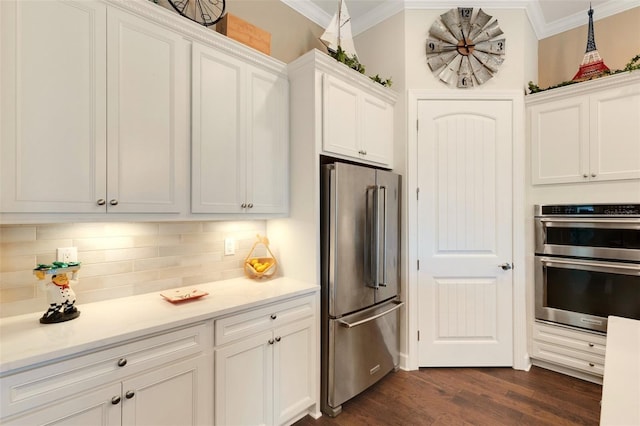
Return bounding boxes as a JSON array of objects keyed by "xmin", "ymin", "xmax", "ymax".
[
  {"xmin": 280, "ymin": 0, "xmax": 332, "ymax": 29},
  {"xmin": 281, "ymin": 0, "xmax": 640, "ymax": 41},
  {"xmin": 533, "ymin": 0, "xmax": 640, "ymax": 39}
]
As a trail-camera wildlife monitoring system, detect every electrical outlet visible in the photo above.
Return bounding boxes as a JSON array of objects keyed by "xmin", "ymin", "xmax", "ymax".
[
  {"xmin": 57, "ymin": 247, "xmax": 78, "ymax": 263},
  {"xmin": 224, "ymin": 238, "xmax": 235, "ymax": 256}
]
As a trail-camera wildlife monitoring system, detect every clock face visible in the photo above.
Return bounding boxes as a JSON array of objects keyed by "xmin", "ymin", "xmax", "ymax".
[{"xmin": 426, "ymin": 8, "xmax": 505, "ymax": 88}]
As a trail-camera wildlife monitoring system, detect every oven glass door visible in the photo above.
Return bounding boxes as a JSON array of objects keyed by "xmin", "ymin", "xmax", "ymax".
[
  {"xmin": 536, "ymin": 256, "xmax": 640, "ymax": 332},
  {"xmin": 535, "ymin": 218, "xmax": 640, "ymax": 261}
]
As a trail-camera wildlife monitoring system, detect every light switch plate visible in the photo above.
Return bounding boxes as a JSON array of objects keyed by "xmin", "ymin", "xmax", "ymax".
[
  {"xmin": 224, "ymin": 238, "xmax": 235, "ymax": 256},
  {"xmin": 57, "ymin": 247, "xmax": 78, "ymax": 263}
]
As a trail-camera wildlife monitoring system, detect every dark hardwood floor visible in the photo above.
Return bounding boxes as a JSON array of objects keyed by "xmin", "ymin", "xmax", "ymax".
[{"xmin": 294, "ymin": 366, "xmax": 602, "ymax": 426}]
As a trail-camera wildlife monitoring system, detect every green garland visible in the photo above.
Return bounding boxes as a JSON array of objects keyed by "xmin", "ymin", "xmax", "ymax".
[
  {"xmin": 329, "ymin": 46, "xmax": 393, "ymax": 87},
  {"xmin": 528, "ymin": 54, "xmax": 640, "ymax": 94}
]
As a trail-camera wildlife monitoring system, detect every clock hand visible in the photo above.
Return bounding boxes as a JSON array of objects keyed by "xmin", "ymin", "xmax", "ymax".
[{"xmin": 460, "ymin": 28, "xmax": 470, "ymax": 53}]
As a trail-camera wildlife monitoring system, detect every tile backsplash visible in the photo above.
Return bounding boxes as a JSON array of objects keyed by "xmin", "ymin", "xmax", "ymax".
[{"xmin": 0, "ymin": 221, "xmax": 267, "ymax": 318}]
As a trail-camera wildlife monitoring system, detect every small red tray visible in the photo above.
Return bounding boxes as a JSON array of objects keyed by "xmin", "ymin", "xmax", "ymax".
[{"xmin": 160, "ymin": 288, "xmax": 209, "ymax": 303}]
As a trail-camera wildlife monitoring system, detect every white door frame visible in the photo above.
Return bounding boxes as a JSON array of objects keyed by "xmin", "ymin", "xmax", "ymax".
[{"xmin": 405, "ymin": 90, "xmax": 530, "ymax": 371}]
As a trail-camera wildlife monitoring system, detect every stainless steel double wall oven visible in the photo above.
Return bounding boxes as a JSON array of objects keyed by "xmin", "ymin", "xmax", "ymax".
[{"xmin": 534, "ymin": 204, "xmax": 640, "ymax": 333}]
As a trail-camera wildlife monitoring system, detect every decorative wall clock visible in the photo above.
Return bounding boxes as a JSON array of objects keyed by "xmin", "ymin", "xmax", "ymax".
[
  {"xmin": 167, "ymin": 0, "xmax": 226, "ymax": 26},
  {"xmin": 426, "ymin": 7, "xmax": 506, "ymax": 88}
]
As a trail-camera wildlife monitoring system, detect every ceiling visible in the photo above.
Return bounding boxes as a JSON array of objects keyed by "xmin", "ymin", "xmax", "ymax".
[{"xmin": 280, "ymin": 0, "xmax": 640, "ymax": 39}]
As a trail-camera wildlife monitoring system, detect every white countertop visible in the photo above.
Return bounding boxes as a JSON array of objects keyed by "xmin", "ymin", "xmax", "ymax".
[
  {"xmin": 0, "ymin": 277, "xmax": 318, "ymax": 375},
  {"xmin": 600, "ymin": 316, "xmax": 640, "ymax": 426}
]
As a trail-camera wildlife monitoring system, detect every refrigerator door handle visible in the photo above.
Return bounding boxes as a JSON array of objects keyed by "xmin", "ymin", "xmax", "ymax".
[
  {"xmin": 366, "ymin": 185, "xmax": 379, "ymax": 288},
  {"xmin": 379, "ymin": 185, "xmax": 388, "ymax": 287},
  {"xmin": 337, "ymin": 301, "xmax": 404, "ymax": 328}
]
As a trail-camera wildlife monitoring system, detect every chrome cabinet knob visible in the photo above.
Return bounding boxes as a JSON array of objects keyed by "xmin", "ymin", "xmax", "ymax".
[
  {"xmin": 270, "ymin": 314, "xmax": 277, "ymax": 320},
  {"xmin": 275, "ymin": 336, "xmax": 281, "ymax": 342},
  {"xmin": 111, "ymin": 396, "xmax": 121, "ymax": 405},
  {"xmin": 247, "ymin": 203, "xmax": 253, "ymax": 208},
  {"xmin": 499, "ymin": 263, "xmax": 512, "ymax": 271},
  {"xmin": 125, "ymin": 391, "xmax": 135, "ymax": 399},
  {"xmin": 591, "ymin": 173, "xmax": 597, "ymax": 178},
  {"xmin": 268, "ymin": 339, "xmax": 274, "ymax": 345},
  {"xmin": 583, "ymin": 174, "xmax": 588, "ymax": 178},
  {"xmin": 97, "ymin": 199, "xmax": 106, "ymax": 206},
  {"xmin": 241, "ymin": 203, "xmax": 247, "ymax": 208},
  {"xmin": 117, "ymin": 358, "xmax": 127, "ymax": 367},
  {"xmin": 109, "ymin": 199, "xmax": 118, "ymax": 206}
]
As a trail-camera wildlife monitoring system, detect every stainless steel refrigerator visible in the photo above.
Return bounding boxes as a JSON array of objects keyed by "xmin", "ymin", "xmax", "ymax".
[{"xmin": 320, "ymin": 162, "xmax": 403, "ymax": 417}]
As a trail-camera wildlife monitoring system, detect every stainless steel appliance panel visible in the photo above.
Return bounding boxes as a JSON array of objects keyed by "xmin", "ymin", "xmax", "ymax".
[
  {"xmin": 326, "ymin": 299, "xmax": 402, "ymax": 414},
  {"xmin": 325, "ymin": 163, "xmax": 377, "ymax": 317},
  {"xmin": 535, "ymin": 217, "xmax": 640, "ymax": 262},
  {"xmin": 535, "ymin": 256, "xmax": 640, "ymax": 333}
]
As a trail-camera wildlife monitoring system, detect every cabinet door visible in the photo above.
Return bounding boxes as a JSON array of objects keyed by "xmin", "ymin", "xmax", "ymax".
[
  {"xmin": 589, "ymin": 84, "xmax": 640, "ymax": 182},
  {"xmin": 274, "ymin": 317, "xmax": 315, "ymax": 426},
  {"xmin": 191, "ymin": 43, "xmax": 245, "ymax": 214},
  {"xmin": 2, "ymin": 383, "xmax": 121, "ymax": 426},
  {"xmin": 246, "ymin": 66, "xmax": 289, "ymax": 214},
  {"xmin": 215, "ymin": 331, "xmax": 273, "ymax": 426},
  {"xmin": 361, "ymin": 94, "xmax": 393, "ymax": 167},
  {"xmin": 530, "ymin": 96, "xmax": 589, "ymax": 184},
  {"xmin": 0, "ymin": 0, "xmax": 107, "ymax": 213},
  {"xmin": 106, "ymin": 8, "xmax": 188, "ymax": 213},
  {"xmin": 322, "ymin": 74, "xmax": 360, "ymax": 159},
  {"xmin": 121, "ymin": 355, "xmax": 213, "ymax": 426}
]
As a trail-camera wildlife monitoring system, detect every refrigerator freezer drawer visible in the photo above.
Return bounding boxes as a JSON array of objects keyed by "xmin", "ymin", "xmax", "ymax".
[{"xmin": 327, "ymin": 300, "xmax": 402, "ymax": 412}]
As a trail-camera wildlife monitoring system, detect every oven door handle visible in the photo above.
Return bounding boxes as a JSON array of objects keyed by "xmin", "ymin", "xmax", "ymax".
[
  {"xmin": 539, "ymin": 218, "xmax": 640, "ymax": 229},
  {"xmin": 539, "ymin": 256, "xmax": 640, "ymax": 276}
]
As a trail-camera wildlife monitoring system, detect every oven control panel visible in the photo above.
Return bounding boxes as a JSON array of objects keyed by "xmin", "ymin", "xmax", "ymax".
[{"xmin": 538, "ymin": 204, "xmax": 640, "ymax": 216}]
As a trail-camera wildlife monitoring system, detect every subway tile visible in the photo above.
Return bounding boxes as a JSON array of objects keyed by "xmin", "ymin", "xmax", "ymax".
[
  {"xmin": 0, "ymin": 255, "xmax": 36, "ymax": 273},
  {"xmin": 0, "ymin": 226, "xmax": 36, "ymax": 243},
  {"xmin": 159, "ymin": 222, "xmax": 203, "ymax": 235}
]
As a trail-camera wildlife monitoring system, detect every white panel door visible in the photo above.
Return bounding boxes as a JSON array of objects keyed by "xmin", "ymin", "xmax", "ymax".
[
  {"xmin": 191, "ymin": 43, "xmax": 245, "ymax": 214},
  {"xmin": 590, "ymin": 84, "xmax": 640, "ymax": 181},
  {"xmin": 361, "ymin": 94, "xmax": 393, "ymax": 166},
  {"xmin": 0, "ymin": 0, "xmax": 107, "ymax": 213},
  {"xmin": 246, "ymin": 66, "xmax": 288, "ymax": 214},
  {"xmin": 530, "ymin": 96, "xmax": 589, "ymax": 184},
  {"xmin": 417, "ymin": 99, "xmax": 513, "ymax": 367},
  {"xmin": 121, "ymin": 355, "xmax": 213, "ymax": 426},
  {"xmin": 215, "ymin": 331, "xmax": 273, "ymax": 426},
  {"xmin": 106, "ymin": 8, "xmax": 188, "ymax": 213},
  {"xmin": 322, "ymin": 74, "xmax": 360, "ymax": 158},
  {"xmin": 274, "ymin": 317, "xmax": 315, "ymax": 426}
]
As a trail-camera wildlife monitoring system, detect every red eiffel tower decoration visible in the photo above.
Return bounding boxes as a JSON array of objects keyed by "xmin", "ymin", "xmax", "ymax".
[{"xmin": 572, "ymin": 5, "xmax": 610, "ymax": 81}]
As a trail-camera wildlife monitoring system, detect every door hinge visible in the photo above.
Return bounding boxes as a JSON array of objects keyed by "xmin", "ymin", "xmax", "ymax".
[
  {"xmin": 417, "ymin": 330, "xmax": 420, "ymax": 341},
  {"xmin": 416, "ymin": 119, "xmax": 419, "ymax": 131},
  {"xmin": 417, "ymin": 259, "xmax": 420, "ymax": 270},
  {"xmin": 416, "ymin": 187, "xmax": 419, "ymax": 200}
]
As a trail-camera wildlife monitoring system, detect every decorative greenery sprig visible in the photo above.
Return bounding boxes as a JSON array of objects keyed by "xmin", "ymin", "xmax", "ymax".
[
  {"xmin": 528, "ymin": 53, "xmax": 640, "ymax": 94},
  {"xmin": 328, "ymin": 46, "xmax": 393, "ymax": 87}
]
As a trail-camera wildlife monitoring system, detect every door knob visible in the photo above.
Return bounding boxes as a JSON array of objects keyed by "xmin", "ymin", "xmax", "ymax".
[{"xmin": 499, "ymin": 263, "xmax": 512, "ymax": 271}]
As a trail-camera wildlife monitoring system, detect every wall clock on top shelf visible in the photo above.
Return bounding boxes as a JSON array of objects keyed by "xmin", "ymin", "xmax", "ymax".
[
  {"xmin": 167, "ymin": 0, "xmax": 226, "ymax": 26},
  {"xmin": 426, "ymin": 7, "xmax": 505, "ymax": 88}
]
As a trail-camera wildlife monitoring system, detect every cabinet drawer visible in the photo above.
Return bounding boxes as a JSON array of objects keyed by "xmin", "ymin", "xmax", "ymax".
[
  {"xmin": 533, "ymin": 322, "xmax": 606, "ymax": 356},
  {"xmin": 1, "ymin": 321, "xmax": 212, "ymax": 419},
  {"xmin": 215, "ymin": 295, "xmax": 315, "ymax": 346},
  {"xmin": 532, "ymin": 340, "xmax": 605, "ymax": 376}
]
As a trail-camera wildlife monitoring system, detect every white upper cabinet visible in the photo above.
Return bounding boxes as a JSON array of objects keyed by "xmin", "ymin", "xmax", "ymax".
[
  {"xmin": 191, "ymin": 42, "xmax": 288, "ymax": 215},
  {"xmin": 0, "ymin": 0, "xmax": 107, "ymax": 213},
  {"xmin": 106, "ymin": 8, "xmax": 188, "ymax": 213},
  {"xmin": 0, "ymin": 0, "xmax": 188, "ymax": 214},
  {"xmin": 529, "ymin": 72, "xmax": 640, "ymax": 185},
  {"xmin": 322, "ymin": 73, "xmax": 394, "ymax": 166},
  {"xmin": 288, "ymin": 50, "xmax": 397, "ymax": 169}
]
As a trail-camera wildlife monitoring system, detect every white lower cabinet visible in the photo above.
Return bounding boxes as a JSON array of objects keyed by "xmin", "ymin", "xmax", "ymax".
[
  {"xmin": 1, "ymin": 323, "xmax": 213, "ymax": 426},
  {"xmin": 531, "ymin": 321, "xmax": 606, "ymax": 380},
  {"xmin": 214, "ymin": 296, "xmax": 317, "ymax": 426}
]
